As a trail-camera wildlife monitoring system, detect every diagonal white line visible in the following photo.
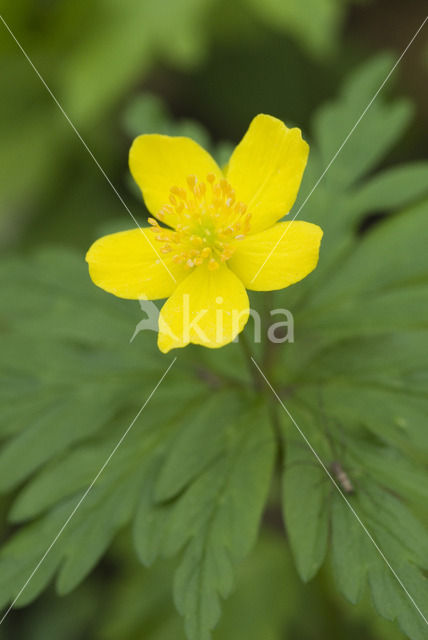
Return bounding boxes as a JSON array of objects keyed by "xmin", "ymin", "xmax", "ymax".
[
  {"xmin": 251, "ymin": 356, "xmax": 428, "ymax": 626},
  {"xmin": 250, "ymin": 15, "xmax": 428, "ymax": 285},
  {"xmin": 0, "ymin": 13, "xmax": 176, "ymax": 284},
  {"xmin": 0, "ymin": 357, "xmax": 177, "ymax": 625}
]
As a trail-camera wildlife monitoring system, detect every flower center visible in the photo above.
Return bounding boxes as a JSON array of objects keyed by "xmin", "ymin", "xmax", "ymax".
[{"xmin": 149, "ymin": 174, "xmax": 251, "ymax": 270}]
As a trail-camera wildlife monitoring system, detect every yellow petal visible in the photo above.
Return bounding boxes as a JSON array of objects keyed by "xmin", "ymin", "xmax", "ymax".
[
  {"xmin": 86, "ymin": 228, "xmax": 188, "ymax": 300},
  {"xmin": 129, "ymin": 135, "xmax": 222, "ymax": 227},
  {"xmin": 226, "ymin": 114, "xmax": 309, "ymax": 233},
  {"xmin": 228, "ymin": 221, "xmax": 323, "ymax": 291},
  {"xmin": 158, "ymin": 263, "xmax": 249, "ymax": 353}
]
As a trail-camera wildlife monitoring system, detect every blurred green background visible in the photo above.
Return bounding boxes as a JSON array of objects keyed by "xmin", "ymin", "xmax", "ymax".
[
  {"xmin": 1, "ymin": 1, "xmax": 427, "ymax": 639},
  {"xmin": 1, "ymin": 0, "xmax": 427, "ymax": 252}
]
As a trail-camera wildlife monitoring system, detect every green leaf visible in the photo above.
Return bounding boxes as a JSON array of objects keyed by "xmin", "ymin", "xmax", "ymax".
[
  {"xmin": 282, "ymin": 431, "xmax": 329, "ymax": 582},
  {"xmin": 0, "ymin": 245, "xmax": 277, "ymax": 640},
  {"xmin": 347, "ymin": 442, "xmax": 428, "ymax": 503},
  {"xmin": 173, "ymin": 403, "xmax": 275, "ymax": 640},
  {"xmin": 154, "ymin": 391, "xmax": 245, "ymax": 502},
  {"xmin": 368, "ymin": 563, "xmax": 428, "ymax": 640},
  {"xmin": 60, "ymin": 0, "xmax": 214, "ymax": 123},
  {"xmin": 245, "ymin": 0, "xmax": 346, "ymax": 56},
  {"xmin": 122, "ymin": 92, "xmax": 211, "ymax": 149},
  {"xmin": 0, "ymin": 249, "xmax": 147, "ymax": 347},
  {"xmin": 134, "ymin": 401, "xmax": 275, "ymax": 640},
  {"xmin": 55, "ymin": 475, "xmax": 143, "ymax": 595},
  {"xmin": 0, "ymin": 382, "xmax": 200, "ymax": 608},
  {"xmin": 0, "ymin": 373, "xmax": 123, "ymax": 490},
  {"xmin": 281, "ymin": 393, "xmax": 428, "ymax": 638},
  {"xmin": 121, "ymin": 92, "xmax": 231, "ymax": 170},
  {"xmin": 0, "ymin": 246, "xmax": 214, "ymax": 615},
  {"xmin": 2, "ymin": 51, "xmax": 428, "ymax": 640},
  {"xmin": 133, "ymin": 390, "xmax": 250, "ymax": 567},
  {"xmin": 330, "ymin": 489, "xmax": 428, "ymax": 640},
  {"xmin": 348, "ymin": 162, "xmax": 428, "ymax": 221},
  {"xmin": 100, "ymin": 531, "xmax": 299, "ymax": 640},
  {"xmin": 331, "ymin": 499, "xmax": 370, "ymax": 603},
  {"xmin": 301, "ymin": 200, "xmax": 428, "ymax": 314},
  {"xmin": 313, "ymin": 55, "xmax": 413, "ymax": 189}
]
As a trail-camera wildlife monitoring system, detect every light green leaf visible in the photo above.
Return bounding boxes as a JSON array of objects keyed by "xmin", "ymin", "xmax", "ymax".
[
  {"xmin": 122, "ymin": 92, "xmax": 211, "ymax": 149},
  {"xmin": 245, "ymin": 0, "xmax": 346, "ymax": 56}
]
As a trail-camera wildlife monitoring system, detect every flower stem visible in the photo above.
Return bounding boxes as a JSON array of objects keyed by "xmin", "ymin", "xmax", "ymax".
[{"xmin": 239, "ymin": 332, "xmax": 262, "ymax": 391}]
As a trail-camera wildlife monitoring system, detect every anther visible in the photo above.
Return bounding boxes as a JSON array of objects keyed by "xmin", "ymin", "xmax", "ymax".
[
  {"xmin": 153, "ymin": 174, "xmax": 251, "ymax": 269},
  {"xmin": 171, "ymin": 186, "xmax": 186, "ymax": 198},
  {"xmin": 187, "ymin": 175, "xmax": 197, "ymax": 190}
]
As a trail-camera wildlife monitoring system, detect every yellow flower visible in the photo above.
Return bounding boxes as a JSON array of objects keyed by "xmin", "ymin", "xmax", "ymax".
[{"xmin": 86, "ymin": 114, "xmax": 323, "ymax": 353}]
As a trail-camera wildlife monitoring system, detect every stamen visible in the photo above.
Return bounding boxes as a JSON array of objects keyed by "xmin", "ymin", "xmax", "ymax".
[
  {"xmin": 187, "ymin": 175, "xmax": 197, "ymax": 191},
  {"xmin": 151, "ymin": 174, "xmax": 250, "ymax": 270},
  {"xmin": 171, "ymin": 186, "xmax": 186, "ymax": 198}
]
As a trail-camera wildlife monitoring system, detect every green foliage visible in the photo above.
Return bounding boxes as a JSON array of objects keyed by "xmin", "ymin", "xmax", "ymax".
[
  {"xmin": 99, "ymin": 532, "xmax": 300, "ymax": 640},
  {"xmin": 122, "ymin": 92, "xmax": 234, "ymax": 169},
  {"xmin": 131, "ymin": 399, "xmax": 275, "ymax": 640},
  {"xmin": 172, "ymin": 404, "xmax": 274, "ymax": 640},
  {"xmin": 123, "ymin": 93, "xmax": 211, "ymax": 148},
  {"xmin": 245, "ymin": 0, "xmax": 351, "ymax": 56},
  {"xmin": 0, "ymin": 0, "xmax": 215, "ymax": 236},
  {"xmin": 283, "ymin": 433, "xmax": 330, "ymax": 582},
  {"xmin": 274, "ymin": 55, "xmax": 428, "ymax": 640},
  {"xmin": 0, "ymin": 247, "xmax": 274, "ymax": 637},
  {"xmin": 1, "ymin": 53, "xmax": 428, "ymax": 640},
  {"xmin": 0, "ymin": 0, "xmax": 349, "ymax": 241}
]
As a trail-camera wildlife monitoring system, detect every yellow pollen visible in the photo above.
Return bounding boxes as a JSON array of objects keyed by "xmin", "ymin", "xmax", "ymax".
[{"xmin": 152, "ymin": 174, "xmax": 251, "ymax": 270}]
